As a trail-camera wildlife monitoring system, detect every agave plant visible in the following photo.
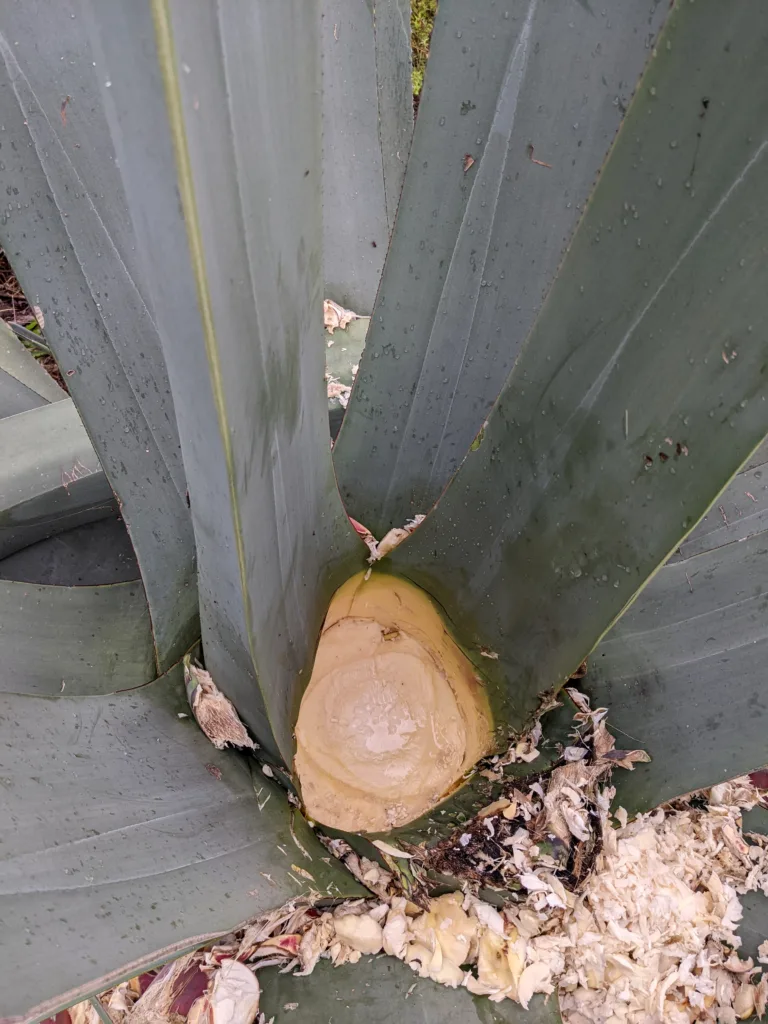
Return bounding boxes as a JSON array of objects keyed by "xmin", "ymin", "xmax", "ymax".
[{"xmin": 1, "ymin": 0, "xmax": 768, "ymax": 1020}]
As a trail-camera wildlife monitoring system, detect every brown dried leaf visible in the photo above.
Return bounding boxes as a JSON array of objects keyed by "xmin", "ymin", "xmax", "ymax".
[
  {"xmin": 184, "ymin": 658, "xmax": 256, "ymax": 751},
  {"xmin": 600, "ymin": 748, "xmax": 651, "ymax": 770},
  {"xmin": 591, "ymin": 720, "xmax": 615, "ymax": 759},
  {"xmin": 323, "ymin": 299, "xmax": 359, "ymax": 334}
]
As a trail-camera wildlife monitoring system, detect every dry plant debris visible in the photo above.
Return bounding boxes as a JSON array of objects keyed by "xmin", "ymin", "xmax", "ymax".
[
  {"xmin": 322, "ymin": 299, "xmax": 359, "ymax": 335},
  {"xmin": 348, "ymin": 514, "xmax": 425, "ymax": 568},
  {"xmin": 325, "ymin": 375, "xmax": 353, "ymax": 409},
  {"xmin": 323, "ymin": 299, "xmax": 362, "ymax": 409},
  {"xmin": 61, "ymin": 694, "xmax": 768, "ymax": 1024},
  {"xmin": 426, "ymin": 688, "xmax": 650, "ymax": 894},
  {"xmin": 183, "ymin": 656, "xmax": 257, "ymax": 751}
]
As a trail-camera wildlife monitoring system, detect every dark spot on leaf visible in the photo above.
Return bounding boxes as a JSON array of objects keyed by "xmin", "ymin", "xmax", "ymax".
[
  {"xmin": 658, "ymin": 451, "xmax": 669, "ymax": 462},
  {"xmin": 643, "ymin": 454, "xmax": 653, "ymax": 467},
  {"xmin": 371, "ymin": 240, "xmax": 377, "ymax": 248}
]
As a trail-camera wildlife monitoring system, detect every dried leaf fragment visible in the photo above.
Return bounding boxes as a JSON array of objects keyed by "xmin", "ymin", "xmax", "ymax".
[
  {"xmin": 356, "ymin": 514, "xmax": 425, "ymax": 564},
  {"xmin": 326, "ymin": 375, "xmax": 352, "ymax": 408},
  {"xmin": 372, "ymin": 839, "xmax": 415, "ymax": 859},
  {"xmin": 290, "ymin": 864, "xmax": 315, "ymax": 882},
  {"xmin": 68, "ymin": 1003, "xmax": 101, "ymax": 1024},
  {"xmin": 324, "ymin": 298, "xmax": 359, "ymax": 333},
  {"xmin": 184, "ymin": 656, "xmax": 256, "ymax": 751},
  {"xmin": 295, "ymin": 914, "xmax": 335, "ymax": 975}
]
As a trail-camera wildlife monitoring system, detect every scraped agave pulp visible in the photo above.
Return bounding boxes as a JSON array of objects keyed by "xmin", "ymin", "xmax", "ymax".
[{"xmin": 295, "ymin": 572, "xmax": 493, "ymax": 833}]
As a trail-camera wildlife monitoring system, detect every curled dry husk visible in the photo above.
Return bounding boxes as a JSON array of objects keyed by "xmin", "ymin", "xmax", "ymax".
[
  {"xmin": 323, "ymin": 299, "xmax": 359, "ymax": 334},
  {"xmin": 183, "ymin": 657, "xmax": 256, "ymax": 751},
  {"xmin": 326, "ymin": 376, "xmax": 353, "ymax": 408},
  {"xmin": 349, "ymin": 514, "xmax": 425, "ymax": 566}
]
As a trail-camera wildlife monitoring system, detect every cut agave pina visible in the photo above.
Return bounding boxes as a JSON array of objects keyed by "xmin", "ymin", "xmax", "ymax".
[{"xmin": 294, "ymin": 571, "xmax": 493, "ymax": 833}]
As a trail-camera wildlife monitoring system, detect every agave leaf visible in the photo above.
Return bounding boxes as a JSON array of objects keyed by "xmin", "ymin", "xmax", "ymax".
[
  {"xmin": 334, "ymin": 0, "xmax": 669, "ymax": 535},
  {"xmin": 740, "ymin": 807, "xmax": 768, "ymax": 962},
  {"xmin": 322, "ymin": 0, "xmax": 412, "ymax": 312},
  {"xmin": 585, "ymin": 449, "xmax": 768, "ymax": 814},
  {"xmin": 0, "ymin": 508, "xmax": 155, "ymax": 694},
  {"xmin": 0, "ymin": 320, "xmax": 64, "ymax": 416},
  {"xmin": 0, "ymin": 401, "xmax": 115, "ymax": 559},
  {"xmin": 0, "ymin": 3, "xmax": 197, "ymax": 671},
  {"xmin": 258, "ymin": 955, "xmax": 561, "ymax": 1024},
  {"xmin": 389, "ymin": 0, "xmax": 768, "ymax": 731},
  {"xmin": 0, "ymin": 575, "xmax": 154, "ymax": 696},
  {"xmin": 1, "ymin": 515, "xmax": 138, "ymax": 584},
  {"xmin": 0, "ymin": 667, "xmax": 363, "ymax": 1022},
  {"xmin": 82, "ymin": 0, "xmax": 362, "ymax": 758}
]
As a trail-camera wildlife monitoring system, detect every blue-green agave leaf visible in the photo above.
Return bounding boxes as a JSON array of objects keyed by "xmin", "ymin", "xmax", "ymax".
[
  {"xmin": 0, "ymin": 1, "xmax": 198, "ymax": 671},
  {"xmin": 0, "ymin": 668, "xmax": 362, "ymax": 1021},
  {"xmin": 587, "ymin": 446, "xmax": 768, "ymax": 813},
  {"xmin": 83, "ymin": 0, "xmax": 363, "ymax": 759},
  {"xmin": 0, "ymin": 400, "xmax": 115, "ymax": 558},
  {"xmin": 322, "ymin": 0, "xmax": 412, "ymax": 313},
  {"xmin": 0, "ymin": 320, "xmax": 64, "ymax": 416},
  {"xmin": 389, "ymin": 0, "xmax": 768, "ymax": 733},
  {"xmin": 334, "ymin": 0, "xmax": 669, "ymax": 534}
]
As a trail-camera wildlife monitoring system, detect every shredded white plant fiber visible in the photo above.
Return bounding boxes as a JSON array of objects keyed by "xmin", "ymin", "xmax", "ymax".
[{"xmin": 282, "ymin": 778, "xmax": 768, "ymax": 1022}]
